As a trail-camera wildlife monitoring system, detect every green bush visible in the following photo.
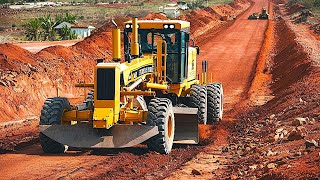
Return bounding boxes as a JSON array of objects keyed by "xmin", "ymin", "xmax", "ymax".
[
  {"xmin": 288, "ymin": 0, "xmax": 320, "ymax": 8},
  {"xmin": 24, "ymin": 13, "xmax": 79, "ymax": 41},
  {"xmin": 188, "ymin": 0, "xmax": 204, "ymax": 10}
]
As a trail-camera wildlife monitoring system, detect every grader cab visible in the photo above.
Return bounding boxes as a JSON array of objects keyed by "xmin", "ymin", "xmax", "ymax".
[{"xmin": 39, "ymin": 18, "xmax": 224, "ymax": 154}]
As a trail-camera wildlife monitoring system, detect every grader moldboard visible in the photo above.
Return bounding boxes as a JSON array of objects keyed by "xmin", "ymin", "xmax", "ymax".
[{"xmin": 39, "ymin": 18, "xmax": 224, "ymax": 154}]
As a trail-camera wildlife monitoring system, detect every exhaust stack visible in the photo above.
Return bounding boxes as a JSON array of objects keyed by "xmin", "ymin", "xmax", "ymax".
[
  {"xmin": 112, "ymin": 20, "xmax": 121, "ymax": 62},
  {"xmin": 130, "ymin": 17, "xmax": 139, "ymax": 58}
]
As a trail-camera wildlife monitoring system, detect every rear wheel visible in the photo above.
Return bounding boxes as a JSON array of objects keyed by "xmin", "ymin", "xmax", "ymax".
[
  {"xmin": 207, "ymin": 83, "xmax": 223, "ymax": 124},
  {"xmin": 84, "ymin": 89, "xmax": 94, "ymax": 110},
  {"xmin": 189, "ymin": 84, "xmax": 207, "ymax": 124},
  {"xmin": 77, "ymin": 89, "xmax": 94, "ymax": 111},
  {"xmin": 146, "ymin": 98, "xmax": 175, "ymax": 154},
  {"xmin": 39, "ymin": 97, "xmax": 71, "ymax": 153}
]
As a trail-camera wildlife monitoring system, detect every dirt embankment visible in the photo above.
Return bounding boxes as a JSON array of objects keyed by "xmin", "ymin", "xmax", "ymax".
[
  {"xmin": 0, "ymin": 0, "xmax": 251, "ymax": 123},
  {"xmin": 218, "ymin": 3, "xmax": 320, "ymax": 179}
]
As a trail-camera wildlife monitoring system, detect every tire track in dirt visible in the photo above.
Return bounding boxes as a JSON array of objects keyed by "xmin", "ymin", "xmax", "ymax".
[
  {"xmin": 166, "ymin": 0, "xmax": 269, "ymax": 178},
  {"xmin": 0, "ymin": 1, "xmax": 261, "ymax": 179}
]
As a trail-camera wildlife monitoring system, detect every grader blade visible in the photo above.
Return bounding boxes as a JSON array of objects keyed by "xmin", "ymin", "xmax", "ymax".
[
  {"xmin": 39, "ymin": 123, "xmax": 158, "ymax": 148},
  {"xmin": 173, "ymin": 107, "xmax": 199, "ymax": 144}
]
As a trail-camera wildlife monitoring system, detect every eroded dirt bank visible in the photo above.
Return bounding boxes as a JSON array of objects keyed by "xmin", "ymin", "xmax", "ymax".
[
  {"xmin": 0, "ymin": 1, "xmax": 255, "ymax": 179},
  {"xmin": 194, "ymin": 2, "xmax": 319, "ymax": 179}
]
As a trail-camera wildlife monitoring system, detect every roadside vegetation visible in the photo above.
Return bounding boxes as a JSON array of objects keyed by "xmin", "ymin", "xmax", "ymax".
[
  {"xmin": 0, "ymin": 0, "xmax": 233, "ymax": 42},
  {"xmin": 287, "ymin": 0, "xmax": 320, "ymax": 34},
  {"xmin": 23, "ymin": 13, "xmax": 77, "ymax": 41},
  {"xmin": 288, "ymin": 0, "xmax": 320, "ymax": 9}
]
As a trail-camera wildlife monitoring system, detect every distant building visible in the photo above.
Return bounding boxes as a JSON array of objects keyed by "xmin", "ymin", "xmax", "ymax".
[
  {"xmin": 160, "ymin": 6, "xmax": 181, "ymax": 18},
  {"xmin": 177, "ymin": 1, "xmax": 188, "ymax": 10},
  {"xmin": 54, "ymin": 22, "xmax": 96, "ymax": 39},
  {"xmin": 54, "ymin": 22, "xmax": 73, "ymax": 29},
  {"xmin": 159, "ymin": 2, "xmax": 189, "ymax": 18}
]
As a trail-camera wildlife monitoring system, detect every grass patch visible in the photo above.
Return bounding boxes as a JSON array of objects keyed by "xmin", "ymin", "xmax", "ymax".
[
  {"xmin": 0, "ymin": 0, "xmax": 235, "ymax": 42},
  {"xmin": 208, "ymin": 0, "xmax": 234, "ymax": 5}
]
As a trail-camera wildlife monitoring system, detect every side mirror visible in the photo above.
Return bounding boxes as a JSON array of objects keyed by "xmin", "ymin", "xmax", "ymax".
[
  {"xmin": 195, "ymin": 46, "xmax": 200, "ymax": 55},
  {"xmin": 185, "ymin": 33, "xmax": 190, "ymax": 42}
]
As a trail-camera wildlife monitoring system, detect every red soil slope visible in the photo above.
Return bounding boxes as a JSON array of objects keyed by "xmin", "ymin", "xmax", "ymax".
[{"xmin": 223, "ymin": 3, "xmax": 320, "ymax": 179}]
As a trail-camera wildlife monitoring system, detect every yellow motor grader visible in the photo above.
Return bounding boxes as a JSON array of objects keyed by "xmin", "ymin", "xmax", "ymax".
[
  {"xmin": 248, "ymin": 7, "xmax": 269, "ymax": 20},
  {"xmin": 39, "ymin": 18, "xmax": 223, "ymax": 154}
]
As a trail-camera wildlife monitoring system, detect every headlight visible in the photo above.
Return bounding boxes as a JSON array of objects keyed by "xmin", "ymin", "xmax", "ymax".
[
  {"xmin": 164, "ymin": 24, "xmax": 169, "ymax": 29},
  {"xmin": 125, "ymin": 24, "xmax": 131, "ymax": 28},
  {"xmin": 169, "ymin": 24, "xmax": 174, "ymax": 29}
]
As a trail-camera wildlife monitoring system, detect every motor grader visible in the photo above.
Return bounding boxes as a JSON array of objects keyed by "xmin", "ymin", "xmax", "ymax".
[
  {"xmin": 39, "ymin": 18, "xmax": 223, "ymax": 154},
  {"xmin": 248, "ymin": 7, "xmax": 269, "ymax": 20}
]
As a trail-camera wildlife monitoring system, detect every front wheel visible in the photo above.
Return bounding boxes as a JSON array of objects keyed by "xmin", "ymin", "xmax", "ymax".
[
  {"xmin": 207, "ymin": 83, "xmax": 223, "ymax": 124},
  {"xmin": 39, "ymin": 97, "xmax": 71, "ymax": 153},
  {"xmin": 146, "ymin": 98, "xmax": 175, "ymax": 154},
  {"xmin": 189, "ymin": 84, "xmax": 207, "ymax": 124}
]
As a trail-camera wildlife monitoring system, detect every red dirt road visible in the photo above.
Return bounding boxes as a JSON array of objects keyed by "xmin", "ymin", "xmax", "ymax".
[
  {"xmin": 13, "ymin": 40, "xmax": 80, "ymax": 53},
  {"xmin": 0, "ymin": 0, "xmax": 268, "ymax": 179},
  {"xmin": 198, "ymin": 0, "xmax": 268, "ymax": 114},
  {"xmin": 168, "ymin": 0, "xmax": 269, "ymax": 178}
]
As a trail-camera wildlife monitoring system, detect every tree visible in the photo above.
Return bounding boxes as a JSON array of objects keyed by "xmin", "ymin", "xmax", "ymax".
[
  {"xmin": 64, "ymin": 13, "xmax": 77, "ymax": 24},
  {"xmin": 188, "ymin": 0, "xmax": 204, "ymax": 10},
  {"xmin": 55, "ymin": 14, "xmax": 65, "ymax": 25},
  {"xmin": 60, "ymin": 25, "xmax": 78, "ymax": 40},
  {"xmin": 40, "ymin": 15, "xmax": 58, "ymax": 41},
  {"xmin": 23, "ymin": 18, "xmax": 42, "ymax": 41},
  {"xmin": 55, "ymin": 13, "xmax": 78, "ymax": 24},
  {"xmin": 23, "ymin": 13, "xmax": 79, "ymax": 41}
]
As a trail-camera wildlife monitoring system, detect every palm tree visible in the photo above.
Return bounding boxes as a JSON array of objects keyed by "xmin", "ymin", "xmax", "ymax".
[
  {"xmin": 55, "ymin": 14, "xmax": 64, "ymax": 25},
  {"xmin": 60, "ymin": 25, "xmax": 78, "ymax": 40},
  {"xmin": 40, "ymin": 15, "xmax": 58, "ymax": 41},
  {"xmin": 55, "ymin": 13, "xmax": 78, "ymax": 25},
  {"xmin": 23, "ymin": 18, "xmax": 42, "ymax": 41},
  {"xmin": 64, "ymin": 13, "xmax": 77, "ymax": 24}
]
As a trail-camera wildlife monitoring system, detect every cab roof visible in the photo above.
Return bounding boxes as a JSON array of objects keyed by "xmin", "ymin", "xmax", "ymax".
[{"xmin": 124, "ymin": 19, "xmax": 190, "ymax": 30}]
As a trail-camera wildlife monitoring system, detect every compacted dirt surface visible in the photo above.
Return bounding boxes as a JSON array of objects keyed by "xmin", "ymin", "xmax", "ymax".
[
  {"xmin": 167, "ymin": 0, "xmax": 269, "ymax": 178},
  {"xmin": 1, "ymin": 0, "xmax": 320, "ymax": 179},
  {"xmin": 13, "ymin": 40, "xmax": 81, "ymax": 53}
]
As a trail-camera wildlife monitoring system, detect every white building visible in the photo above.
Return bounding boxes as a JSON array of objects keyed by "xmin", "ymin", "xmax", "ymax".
[
  {"xmin": 54, "ymin": 22, "xmax": 96, "ymax": 39},
  {"xmin": 161, "ymin": 6, "xmax": 181, "ymax": 18}
]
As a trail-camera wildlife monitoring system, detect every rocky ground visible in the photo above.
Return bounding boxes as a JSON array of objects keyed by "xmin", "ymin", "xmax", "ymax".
[{"xmin": 178, "ymin": 1, "xmax": 320, "ymax": 179}]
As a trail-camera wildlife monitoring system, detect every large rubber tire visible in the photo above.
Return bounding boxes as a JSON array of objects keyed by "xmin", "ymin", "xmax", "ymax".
[
  {"xmin": 189, "ymin": 84, "xmax": 207, "ymax": 124},
  {"xmin": 76, "ymin": 89, "xmax": 94, "ymax": 111},
  {"xmin": 207, "ymin": 83, "xmax": 223, "ymax": 124},
  {"xmin": 146, "ymin": 98, "xmax": 175, "ymax": 154},
  {"xmin": 39, "ymin": 97, "xmax": 71, "ymax": 153},
  {"xmin": 84, "ymin": 89, "xmax": 94, "ymax": 110}
]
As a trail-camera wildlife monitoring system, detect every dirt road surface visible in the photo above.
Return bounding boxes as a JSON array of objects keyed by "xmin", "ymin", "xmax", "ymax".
[
  {"xmin": 198, "ymin": 0, "xmax": 268, "ymax": 113},
  {"xmin": 13, "ymin": 40, "xmax": 80, "ymax": 53},
  {"xmin": 167, "ymin": 0, "xmax": 269, "ymax": 178},
  {"xmin": 0, "ymin": 0, "xmax": 269, "ymax": 179}
]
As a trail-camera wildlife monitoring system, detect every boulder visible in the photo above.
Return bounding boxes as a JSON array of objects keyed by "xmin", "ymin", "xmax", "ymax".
[
  {"xmin": 305, "ymin": 140, "xmax": 319, "ymax": 148},
  {"xmin": 191, "ymin": 169, "xmax": 201, "ymax": 175},
  {"xmin": 287, "ymin": 128, "xmax": 305, "ymax": 141},
  {"xmin": 291, "ymin": 118, "xmax": 307, "ymax": 126}
]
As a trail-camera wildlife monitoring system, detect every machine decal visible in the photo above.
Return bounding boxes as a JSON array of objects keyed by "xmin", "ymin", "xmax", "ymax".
[{"xmin": 128, "ymin": 65, "xmax": 153, "ymax": 81}]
